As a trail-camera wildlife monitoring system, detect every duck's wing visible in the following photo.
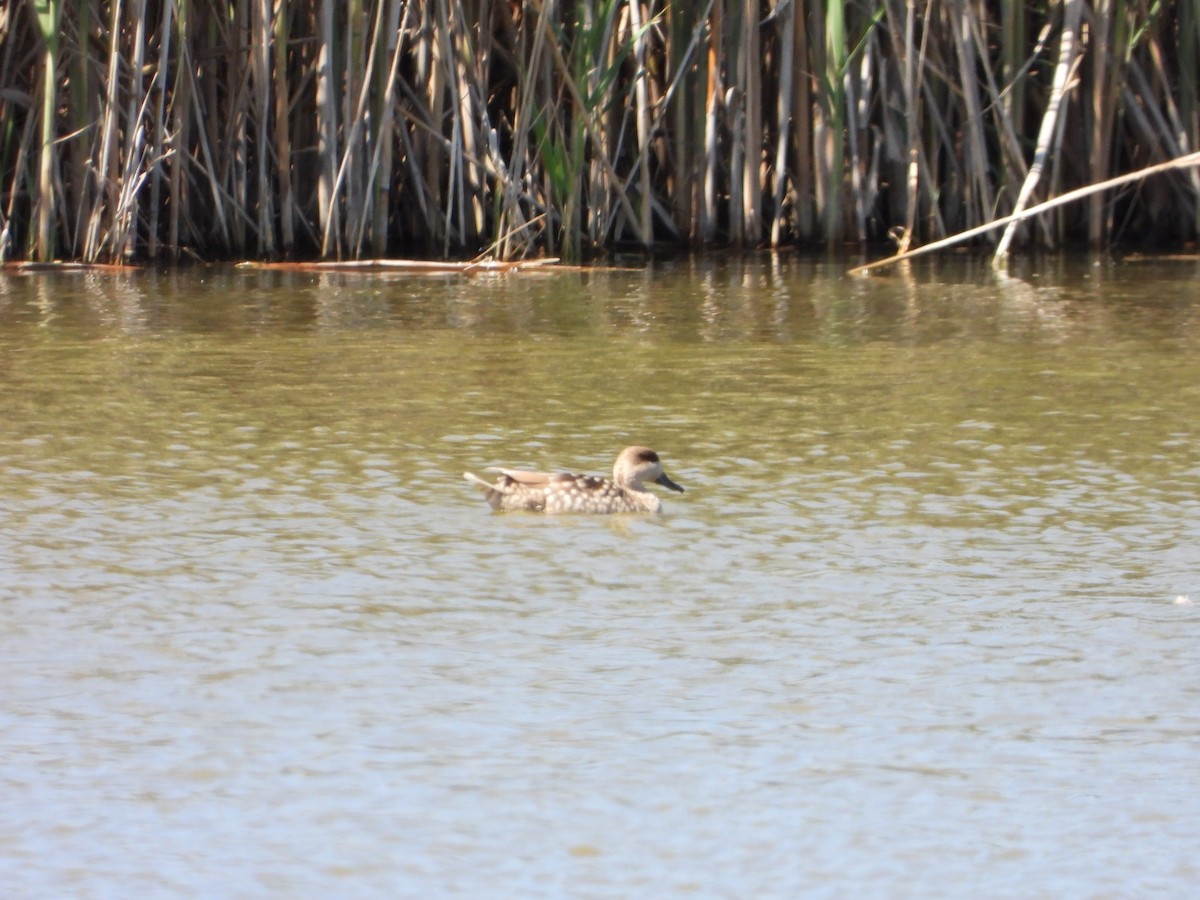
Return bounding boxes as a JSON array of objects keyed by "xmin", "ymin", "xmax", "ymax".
[{"xmin": 485, "ymin": 466, "xmax": 557, "ymax": 485}]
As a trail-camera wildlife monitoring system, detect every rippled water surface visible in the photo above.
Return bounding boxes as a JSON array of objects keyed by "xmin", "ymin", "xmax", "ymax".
[{"xmin": 2, "ymin": 256, "xmax": 1198, "ymax": 896}]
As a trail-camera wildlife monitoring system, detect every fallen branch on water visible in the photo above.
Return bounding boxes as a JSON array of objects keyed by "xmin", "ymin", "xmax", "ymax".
[
  {"xmin": 849, "ymin": 151, "xmax": 1200, "ymax": 275},
  {"xmin": 1, "ymin": 261, "xmax": 136, "ymax": 273},
  {"xmin": 239, "ymin": 257, "xmax": 565, "ymax": 274}
]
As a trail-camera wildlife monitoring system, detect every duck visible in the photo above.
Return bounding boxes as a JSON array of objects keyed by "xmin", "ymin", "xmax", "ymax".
[{"xmin": 464, "ymin": 446, "xmax": 685, "ymax": 513}]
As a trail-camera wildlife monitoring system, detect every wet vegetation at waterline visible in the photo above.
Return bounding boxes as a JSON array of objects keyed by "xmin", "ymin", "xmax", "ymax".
[{"xmin": 2, "ymin": 1, "xmax": 1200, "ymax": 264}]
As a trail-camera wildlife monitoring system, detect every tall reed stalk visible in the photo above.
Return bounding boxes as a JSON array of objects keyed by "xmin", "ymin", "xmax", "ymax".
[
  {"xmin": 2, "ymin": 0, "xmax": 1199, "ymax": 263},
  {"xmin": 816, "ymin": 0, "xmax": 847, "ymax": 244},
  {"xmin": 29, "ymin": 0, "xmax": 60, "ymax": 261}
]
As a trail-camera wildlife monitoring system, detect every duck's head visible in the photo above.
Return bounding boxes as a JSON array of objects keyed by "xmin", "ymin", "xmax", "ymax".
[{"xmin": 615, "ymin": 446, "xmax": 685, "ymax": 493}]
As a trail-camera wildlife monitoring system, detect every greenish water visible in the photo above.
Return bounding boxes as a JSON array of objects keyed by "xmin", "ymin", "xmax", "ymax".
[{"xmin": 1, "ymin": 256, "xmax": 1198, "ymax": 896}]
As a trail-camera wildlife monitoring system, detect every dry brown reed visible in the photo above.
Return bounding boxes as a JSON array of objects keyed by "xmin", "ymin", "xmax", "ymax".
[{"xmin": 1, "ymin": 0, "xmax": 1199, "ymax": 263}]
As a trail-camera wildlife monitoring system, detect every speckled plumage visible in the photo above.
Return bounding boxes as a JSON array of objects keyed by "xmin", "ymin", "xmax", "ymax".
[{"xmin": 464, "ymin": 446, "xmax": 685, "ymax": 514}]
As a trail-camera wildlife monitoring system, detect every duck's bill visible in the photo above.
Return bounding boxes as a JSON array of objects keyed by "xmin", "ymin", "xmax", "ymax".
[{"xmin": 656, "ymin": 473, "xmax": 685, "ymax": 493}]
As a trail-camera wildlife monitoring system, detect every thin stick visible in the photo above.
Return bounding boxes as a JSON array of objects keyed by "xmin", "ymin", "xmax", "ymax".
[{"xmin": 848, "ymin": 151, "xmax": 1200, "ymax": 275}]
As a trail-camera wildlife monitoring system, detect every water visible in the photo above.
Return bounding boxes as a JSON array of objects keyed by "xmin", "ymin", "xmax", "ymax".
[{"xmin": 2, "ymin": 256, "xmax": 1198, "ymax": 896}]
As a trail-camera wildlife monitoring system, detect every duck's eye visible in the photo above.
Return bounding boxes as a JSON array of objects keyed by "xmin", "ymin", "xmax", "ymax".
[{"xmin": 639, "ymin": 450, "xmax": 659, "ymax": 463}]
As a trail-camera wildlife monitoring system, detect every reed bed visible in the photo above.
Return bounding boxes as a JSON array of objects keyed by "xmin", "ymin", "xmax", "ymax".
[{"xmin": 1, "ymin": 0, "xmax": 1198, "ymax": 263}]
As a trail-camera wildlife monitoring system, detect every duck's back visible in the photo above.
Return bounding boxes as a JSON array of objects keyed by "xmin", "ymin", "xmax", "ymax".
[{"xmin": 465, "ymin": 470, "xmax": 658, "ymax": 514}]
